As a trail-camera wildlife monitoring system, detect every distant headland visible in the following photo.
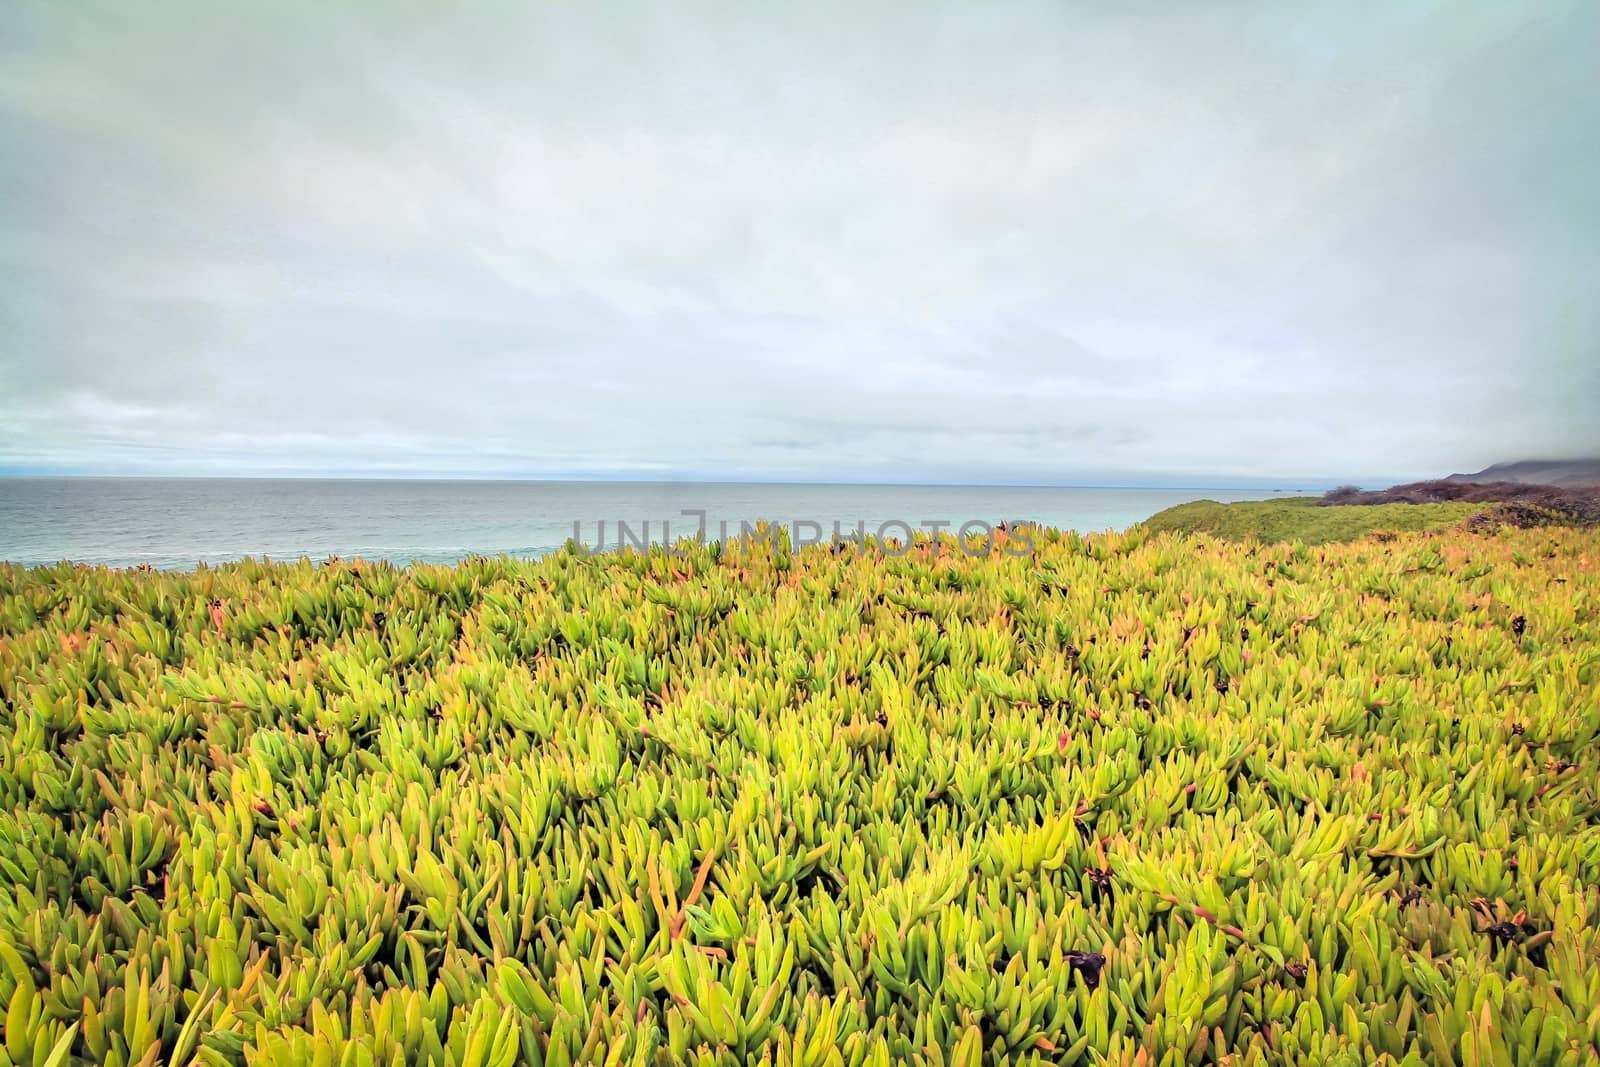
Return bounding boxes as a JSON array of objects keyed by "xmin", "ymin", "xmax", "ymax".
[{"xmin": 1443, "ymin": 458, "xmax": 1600, "ymax": 488}]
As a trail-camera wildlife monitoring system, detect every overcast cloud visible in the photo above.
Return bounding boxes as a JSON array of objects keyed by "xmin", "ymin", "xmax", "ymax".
[{"xmin": 2, "ymin": 1, "xmax": 1597, "ymax": 484}]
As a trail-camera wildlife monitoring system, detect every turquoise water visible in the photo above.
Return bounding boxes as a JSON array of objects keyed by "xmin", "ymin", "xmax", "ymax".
[{"xmin": 0, "ymin": 478, "xmax": 1283, "ymax": 570}]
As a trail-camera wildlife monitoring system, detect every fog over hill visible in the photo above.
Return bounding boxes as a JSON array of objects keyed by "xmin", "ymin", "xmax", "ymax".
[{"xmin": 1445, "ymin": 459, "xmax": 1600, "ymax": 487}]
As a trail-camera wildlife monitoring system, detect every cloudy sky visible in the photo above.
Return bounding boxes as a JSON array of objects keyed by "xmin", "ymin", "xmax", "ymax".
[{"xmin": 2, "ymin": 2, "xmax": 1596, "ymax": 485}]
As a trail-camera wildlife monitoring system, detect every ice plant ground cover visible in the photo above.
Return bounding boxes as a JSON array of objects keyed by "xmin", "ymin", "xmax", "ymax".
[{"xmin": 1, "ymin": 524, "xmax": 1597, "ymax": 1066}]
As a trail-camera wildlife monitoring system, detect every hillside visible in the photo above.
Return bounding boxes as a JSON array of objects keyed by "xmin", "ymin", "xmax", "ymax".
[
  {"xmin": 1320, "ymin": 481, "xmax": 1600, "ymax": 525},
  {"xmin": 1445, "ymin": 459, "xmax": 1600, "ymax": 487},
  {"xmin": 1140, "ymin": 497, "xmax": 1479, "ymax": 543}
]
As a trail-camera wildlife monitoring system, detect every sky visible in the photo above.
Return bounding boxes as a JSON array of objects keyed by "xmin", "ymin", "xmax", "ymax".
[{"xmin": 1, "ymin": 2, "xmax": 1597, "ymax": 486}]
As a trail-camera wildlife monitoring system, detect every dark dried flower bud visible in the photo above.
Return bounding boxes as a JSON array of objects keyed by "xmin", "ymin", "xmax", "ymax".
[
  {"xmin": 1064, "ymin": 951, "xmax": 1107, "ymax": 989},
  {"xmin": 1487, "ymin": 922, "xmax": 1520, "ymax": 946},
  {"xmin": 1085, "ymin": 867, "xmax": 1114, "ymax": 907}
]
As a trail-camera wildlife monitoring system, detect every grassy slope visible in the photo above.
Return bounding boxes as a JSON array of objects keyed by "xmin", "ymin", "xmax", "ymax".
[{"xmin": 1141, "ymin": 496, "xmax": 1481, "ymax": 543}]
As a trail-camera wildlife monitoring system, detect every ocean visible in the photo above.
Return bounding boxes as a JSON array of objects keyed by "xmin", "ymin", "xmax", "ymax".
[{"xmin": 0, "ymin": 478, "xmax": 1284, "ymax": 570}]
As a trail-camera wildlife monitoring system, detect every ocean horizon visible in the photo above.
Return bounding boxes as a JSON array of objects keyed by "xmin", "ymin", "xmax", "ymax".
[{"xmin": 0, "ymin": 477, "xmax": 1289, "ymax": 570}]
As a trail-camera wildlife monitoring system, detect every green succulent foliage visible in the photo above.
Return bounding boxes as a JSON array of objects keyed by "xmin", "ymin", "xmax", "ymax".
[{"xmin": 0, "ymin": 526, "xmax": 1597, "ymax": 1066}]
